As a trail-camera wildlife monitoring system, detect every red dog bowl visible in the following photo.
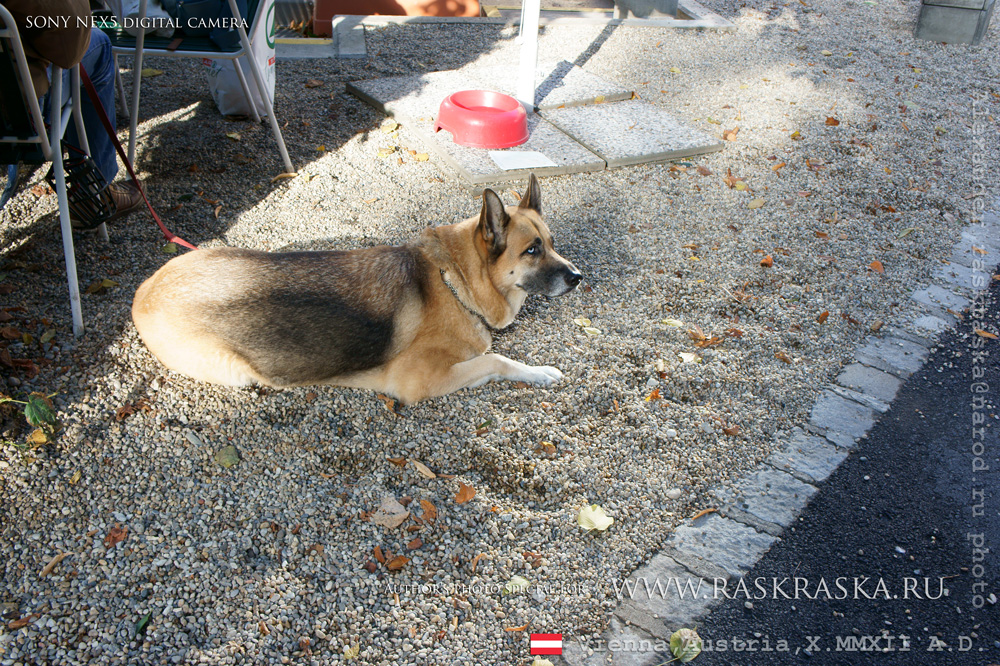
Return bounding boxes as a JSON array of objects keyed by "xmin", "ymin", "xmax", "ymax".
[{"xmin": 434, "ymin": 90, "xmax": 529, "ymax": 149}]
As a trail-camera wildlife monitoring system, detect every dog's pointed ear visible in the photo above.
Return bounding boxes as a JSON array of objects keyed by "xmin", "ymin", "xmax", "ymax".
[
  {"xmin": 517, "ymin": 173, "xmax": 541, "ymax": 215},
  {"xmin": 479, "ymin": 188, "xmax": 510, "ymax": 255}
]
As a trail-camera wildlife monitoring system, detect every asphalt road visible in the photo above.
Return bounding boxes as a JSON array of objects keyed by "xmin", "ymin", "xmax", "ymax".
[{"xmin": 695, "ymin": 277, "xmax": 1000, "ymax": 666}]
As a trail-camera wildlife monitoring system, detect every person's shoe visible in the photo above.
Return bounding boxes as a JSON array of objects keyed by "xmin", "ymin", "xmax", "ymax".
[{"xmin": 72, "ymin": 181, "xmax": 145, "ymax": 230}]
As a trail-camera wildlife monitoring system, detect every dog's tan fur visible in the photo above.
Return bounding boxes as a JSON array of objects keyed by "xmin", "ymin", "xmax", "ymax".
[{"xmin": 132, "ymin": 175, "xmax": 581, "ymax": 404}]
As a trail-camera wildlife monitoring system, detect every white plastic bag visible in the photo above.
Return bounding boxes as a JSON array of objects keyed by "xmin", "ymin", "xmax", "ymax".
[{"xmin": 202, "ymin": 0, "xmax": 276, "ymax": 118}]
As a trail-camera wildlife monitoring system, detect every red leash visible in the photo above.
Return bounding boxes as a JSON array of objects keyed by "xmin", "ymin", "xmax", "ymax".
[{"xmin": 80, "ymin": 66, "xmax": 197, "ymax": 251}]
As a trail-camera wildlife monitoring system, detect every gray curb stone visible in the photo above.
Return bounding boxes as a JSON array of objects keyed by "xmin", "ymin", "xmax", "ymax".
[
  {"xmin": 767, "ymin": 429, "xmax": 849, "ymax": 484},
  {"xmin": 911, "ymin": 284, "xmax": 971, "ymax": 314},
  {"xmin": 669, "ymin": 514, "xmax": 778, "ymax": 578},
  {"xmin": 826, "ymin": 383, "xmax": 891, "ymax": 413},
  {"xmin": 808, "ymin": 390, "xmax": 878, "ymax": 439},
  {"xmin": 834, "ymin": 363, "xmax": 904, "ymax": 404},
  {"xmin": 713, "ymin": 466, "xmax": 818, "ymax": 528},
  {"xmin": 854, "ymin": 336, "xmax": 931, "ymax": 378}
]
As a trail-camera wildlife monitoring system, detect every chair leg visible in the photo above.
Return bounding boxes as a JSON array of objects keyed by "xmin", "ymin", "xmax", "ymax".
[
  {"xmin": 228, "ymin": 0, "xmax": 294, "ymax": 174},
  {"xmin": 126, "ymin": 0, "xmax": 148, "ymax": 168},
  {"xmin": 50, "ymin": 70, "xmax": 85, "ymax": 337},
  {"xmin": 70, "ymin": 66, "xmax": 110, "ymax": 243},
  {"xmin": 232, "ymin": 59, "xmax": 261, "ymax": 124},
  {"xmin": 114, "ymin": 53, "xmax": 129, "ymax": 115}
]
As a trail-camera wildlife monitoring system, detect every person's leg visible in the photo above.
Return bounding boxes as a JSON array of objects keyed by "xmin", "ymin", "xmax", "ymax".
[{"xmin": 66, "ymin": 29, "xmax": 118, "ymax": 184}]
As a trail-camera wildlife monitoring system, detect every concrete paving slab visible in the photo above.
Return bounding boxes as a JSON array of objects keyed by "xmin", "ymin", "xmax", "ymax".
[
  {"xmin": 827, "ymin": 383, "xmax": 891, "ymax": 413},
  {"xmin": 911, "ymin": 284, "xmax": 971, "ymax": 314},
  {"xmin": 408, "ymin": 115, "xmax": 607, "ymax": 184},
  {"xmin": 474, "ymin": 60, "xmax": 634, "ymax": 110},
  {"xmin": 333, "ymin": 16, "xmax": 367, "ymax": 58},
  {"xmin": 348, "ymin": 70, "xmax": 608, "ymax": 184},
  {"xmin": 933, "ymin": 261, "xmax": 982, "ymax": 293},
  {"xmin": 715, "ymin": 466, "xmax": 817, "ymax": 528},
  {"xmin": 541, "ymin": 99, "xmax": 724, "ymax": 167},
  {"xmin": 275, "ymin": 38, "xmax": 336, "ymax": 60},
  {"xmin": 855, "ymin": 336, "xmax": 931, "ymax": 377},
  {"xmin": 669, "ymin": 514, "xmax": 777, "ymax": 579},
  {"xmin": 909, "ymin": 314, "xmax": 951, "ymax": 337},
  {"xmin": 949, "ymin": 231, "xmax": 999, "ymax": 268},
  {"xmin": 768, "ymin": 429, "xmax": 850, "ymax": 483},
  {"xmin": 809, "ymin": 390, "xmax": 878, "ymax": 439},
  {"xmin": 835, "ymin": 362, "xmax": 904, "ymax": 404},
  {"xmin": 824, "ymin": 429, "xmax": 859, "ymax": 450},
  {"xmin": 612, "ymin": 553, "xmax": 719, "ymax": 634}
]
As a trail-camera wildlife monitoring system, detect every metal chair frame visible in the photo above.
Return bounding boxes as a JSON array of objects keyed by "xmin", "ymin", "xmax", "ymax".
[
  {"xmin": 109, "ymin": 0, "xmax": 294, "ymax": 173},
  {"xmin": 1, "ymin": 3, "xmax": 108, "ymax": 337}
]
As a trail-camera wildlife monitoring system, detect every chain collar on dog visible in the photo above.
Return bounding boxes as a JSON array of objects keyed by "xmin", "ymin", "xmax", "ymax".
[{"xmin": 439, "ymin": 269, "xmax": 494, "ymax": 331}]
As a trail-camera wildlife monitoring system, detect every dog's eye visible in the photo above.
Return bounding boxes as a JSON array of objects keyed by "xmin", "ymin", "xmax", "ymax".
[{"xmin": 524, "ymin": 246, "xmax": 540, "ymax": 256}]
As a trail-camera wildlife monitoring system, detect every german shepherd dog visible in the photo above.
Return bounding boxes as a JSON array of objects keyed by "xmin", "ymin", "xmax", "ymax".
[{"xmin": 132, "ymin": 175, "xmax": 582, "ymax": 404}]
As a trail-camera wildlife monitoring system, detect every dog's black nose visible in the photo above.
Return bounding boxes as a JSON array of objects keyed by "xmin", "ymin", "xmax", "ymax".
[{"xmin": 566, "ymin": 271, "xmax": 582, "ymax": 288}]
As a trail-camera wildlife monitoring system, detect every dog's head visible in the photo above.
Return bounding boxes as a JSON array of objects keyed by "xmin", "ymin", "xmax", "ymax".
[{"xmin": 478, "ymin": 174, "xmax": 582, "ymax": 299}]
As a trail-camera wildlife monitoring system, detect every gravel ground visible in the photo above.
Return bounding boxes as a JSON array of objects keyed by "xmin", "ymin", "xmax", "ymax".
[{"xmin": 2, "ymin": 1, "xmax": 998, "ymax": 664}]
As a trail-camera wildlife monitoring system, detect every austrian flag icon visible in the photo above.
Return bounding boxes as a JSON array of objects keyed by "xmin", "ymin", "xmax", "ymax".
[{"xmin": 530, "ymin": 633, "xmax": 563, "ymax": 655}]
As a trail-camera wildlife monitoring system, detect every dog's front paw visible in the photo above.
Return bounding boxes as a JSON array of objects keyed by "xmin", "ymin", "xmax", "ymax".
[{"xmin": 521, "ymin": 365, "xmax": 563, "ymax": 387}]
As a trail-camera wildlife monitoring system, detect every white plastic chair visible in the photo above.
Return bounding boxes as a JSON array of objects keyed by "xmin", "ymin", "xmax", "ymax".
[{"xmin": 0, "ymin": 4, "xmax": 107, "ymax": 337}]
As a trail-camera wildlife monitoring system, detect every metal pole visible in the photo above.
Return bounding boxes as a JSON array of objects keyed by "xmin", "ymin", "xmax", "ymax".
[{"xmin": 516, "ymin": 0, "xmax": 540, "ymax": 112}]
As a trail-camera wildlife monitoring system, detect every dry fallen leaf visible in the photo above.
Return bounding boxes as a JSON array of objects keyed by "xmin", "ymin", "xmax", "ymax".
[
  {"xmin": 411, "ymin": 460, "xmax": 436, "ymax": 479},
  {"xmin": 825, "ymin": 117, "xmax": 840, "ymax": 126},
  {"xmin": 373, "ymin": 545, "xmax": 386, "ymax": 564},
  {"xmin": 420, "ymin": 499, "xmax": 437, "ymax": 522},
  {"xmin": 748, "ymin": 198, "xmax": 765, "ymax": 210},
  {"xmin": 696, "ymin": 165, "xmax": 712, "ymax": 177},
  {"xmin": 722, "ymin": 127, "xmax": 739, "ymax": 141},
  {"xmin": 104, "ymin": 524, "xmax": 127, "ymax": 549},
  {"xmin": 270, "ymin": 172, "xmax": 297, "ymax": 183},
  {"xmin": 505, "ymin": 623, "xmax": 530, "ymax": 632},
  {"xmin": 304, "ymin": 79, "xmax": 324, "ymax": 88},
  {"xmin": 645, "ymin": 388, "xmax": 661, "ymax": 402},
  {"xmin": 760, "ymin": 254, "xmax": 773, "ymax": 267},
  {"xmin": 387, "ymin": 457, "xmax": 406, "ymax": 467},
  {"xmin": 816, "ymin": 310, "xmax": 830, "ymax": 324},
  {"xmin": 406, "ymin": 537, "xmax": 423, "ymax": 550},
  {"xmin": 723, "ymin": 425, "xmax": 740, "ymax": 436},
  {"xmin": 869, "ymin": 260, "xmax": 885, "ymax": 274},
  {"xmin": 371, "ymin": 498, "xmax": 410, "ymax": 528},
  {"xmin": 386, "ymin": 555, "xmax": 410, "ymax": 571},
  {"xmin": 775, "ymin": 351, "xmax": 793, "ymax": 364},
  {"xmin": 974, "ymin": 329, "xmax": 998, "ymax": 340},
  {"xmin": 470, "ymin": 552, "xmax": 484, "ymax": 572},
  {"xmin": 455, "ymin": 482, "xmax": 476, "ymax": 505},
  {"xmin": 413, "ymin": 153, "xmax": 430, "ymax": 162}
]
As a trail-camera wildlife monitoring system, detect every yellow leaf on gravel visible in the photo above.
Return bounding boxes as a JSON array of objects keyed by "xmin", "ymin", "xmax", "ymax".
[
  {"xmin": 678, "ymin": 352, "xmax": 700, "ymax": 363},
  {"xmin": 748, "ymin": 198, "xmax": 765, "ymax": 209},
  {"xmin": 455, "ymin": 482, "xmax": 476, "ymax": 504},
  {"xmin": 821, "ymin": 49, "xmax": 833, "ymax": 56},
  {"xmin": 583, "ymin": 327, "xmax": 602, "ymax": 336},
  {"xmin": 270, "ymin": 172, "xmax": 298, "ymax": 183},
  {"xmin": 573, "ymin": 317, "xmax": 592, "ymax": 327},
  {"xmin": 69, "ymin": 470, "xmax": 81, "ymax": 484},
  {"xmin": 27, "ymin": 428, "xmax": 48, "ymax": 446},
  {"xmin": 662, "ymin": 318, "xmax": 685, "ymax": 327},
  {"xmin": 344, "ymin": 644, "xmax": 360, "ymax": 659},
  {"xmin": 140, "ymin": 68, "xmax": 164, "ymax": 78},
  {"xmin": 669, "ymin": 67, "xmax": 681, "ymax": 73},
  {"xmin": 414, "ymin": 153, "xmax": 429, "ymax": 162},
  {"xmin": 578, "ymin": 504, "xmax": 614, "ymax": 532},
  {"xmin": 225, "ymin": 132, "xmax": 241, "ymax": 141},
  {"xmin": 974, "ymin": 329, "xmax": 998, "ymax": 340},
  {"xmin": 411, "ymin": 460, "xmax": 436, "ymax": 479}
]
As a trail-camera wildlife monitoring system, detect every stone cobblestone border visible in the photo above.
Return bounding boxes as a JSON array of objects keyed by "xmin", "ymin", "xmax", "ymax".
[{"xmin": 562, "ymin": 212, "xmax": 1000, "ymax": 666}]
